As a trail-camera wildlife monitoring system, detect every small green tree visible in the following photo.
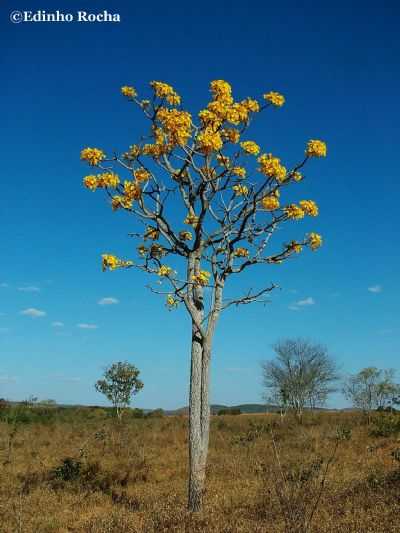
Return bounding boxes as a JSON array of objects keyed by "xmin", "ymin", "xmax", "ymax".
[
  {"xmin": 343, "ymin": 367, "xmax": 400, "ymax": 418},
  {"xmin": 95, "ymin": 361, "xmax": 143, "ymax": 419}
]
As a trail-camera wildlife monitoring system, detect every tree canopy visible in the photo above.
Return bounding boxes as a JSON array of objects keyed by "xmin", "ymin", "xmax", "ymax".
[
  {"xmin": 343, "ymin": 367, "xmax": 400, "ymax": 413},
  {"xmin": 262, "ymin": 338, "xmax": 338, "ymax": 417},
  {"xmin": 95, "ymin": 361, "xmax": 143, "ymax": 419}
]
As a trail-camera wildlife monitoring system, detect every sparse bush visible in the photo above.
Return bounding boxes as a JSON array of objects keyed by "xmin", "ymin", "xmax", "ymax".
[
  {"xmin": 52, "ymin": 457, "xmax": 83, "ymax": 482},
  {"xmin": 258, "ymin": 431, "xmax": 342, "ymax": 533},
  {"xmin": 369, "ymin": 415, "xmax": 400, "ymax": 437}
]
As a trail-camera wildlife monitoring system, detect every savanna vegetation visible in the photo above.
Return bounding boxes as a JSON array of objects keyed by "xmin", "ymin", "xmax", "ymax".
[{"xmin": 1, "ymin": 402, "xmax": 400, "ymax": 532}]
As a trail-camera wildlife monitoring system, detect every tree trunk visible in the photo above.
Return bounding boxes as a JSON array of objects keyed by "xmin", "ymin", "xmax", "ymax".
[{"xmin": 188, "ymin": 325, "xmax": 211, "ymax": 512}]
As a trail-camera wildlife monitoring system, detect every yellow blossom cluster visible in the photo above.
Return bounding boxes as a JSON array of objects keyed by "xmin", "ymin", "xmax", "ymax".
[
  {"xmin": 306, "ymin": 140, "xmax": 327, "ymax": 158},
  {"xmin": 233, "ymin": 184, "xmax": 248, "ymax": 196},
  {"xmin": 261, "ymin": 194, "xmax": 280, "ymax": 211},
  {"xmin": 258, "ymin": 153, "xmax": 287, "ymax": 181},
  {"xmin": 234, "ymin": 247, "xmax": 250, "ymax": 258},
  {"xmin": 83, "ymin": 172, "xmax": 120, "ymax": 191},
  {"xmin": 231, "ymin": 166, "xmax": 246, "ymax": 178},
  {"xmin": 121, "ymin": 86, "xmax": 137, "ymax": 98},
  {"xmin": 299, "ymin": 200, "xmax": 319, "ymax": 217},
  {"xmin": 124, "ymin": 144, "xmax": 140, "ymax": 160},
  {"xmin": 166, "ymin": 294, "xmax": 178, "ymax": 308},
  {"xmin": 207, "ymin": 99, "xmax": 250, "ymax": 125},
  {"xmin": 292, "ymin": 171, "xmax": 303, "ymax": 182},
  {"xmin": 158, "ymin": 265, "xmax": 172, "ymax": 277},
  {"xmin": 184, "ymin": 214, "xmax": 199, "ymax": 228},
  {"xmin": 284, "ymin": 204, "xmax": 305, "ymax": 220},
  {"xmin": 288, "ymin": 241, "xmax": 303, "ymax": 253},
  {"xmin": 99, "ymin": 172, "xmax": 120, "ymax": 188},
  {"xmin": 137, "ymin": 244, "xmax": 148, "ymax": 257},
  {"xmin": 224, "ymin": 102, "xmax": 250, "ymax": 125},
  {"xmin": 240, "ymin": 141, "xmax": 260, "ymax": 155},
  {"xmin": 179, "ymin": 230, "xmax": 193, "ymax": 241},
  {"xmin": 137, "ymin": 243, "xmax": 165, "ymax": 259},
  {"xmin": 196, "ymin": 81, "xmax": 259, "ymax": 154},
  {"xmin": 153, "ymin": 127, "xmax": 165, "ymax": 146},
  {"xmin": 221, "ymin": 128, "xmax": 240, "ymax": 144},
  {"xmin": 124, "ymin": 180, "xmax": 141, "ymax": 200},
  {"xmin": 192, "ymin": 270, "xmax": 211, "ymax": 287},
  {"xmin": 110, "ymin": 179, "xmax": 142, "ymax": 211},
  {"xmin": 142, "ymin": 143, "xmax": 166, "ymax": 158},
  {"xmin": 111, "ymin": 195, "xmax": 133, "ymax": 211},
  {"xmin": 80, "ymin": 147, "xmax": 105, "ymax": 166},
  {"xmin": 198, "ymin": 80, "xmax": 257, "ymax": 133},
  {"xmin": 308, "ymin": 232, "xmax": 323, "ymax": 250},
  {"xmin": 210, "ymin": 80, "xmax": 233, "ymax": 101},
  {"xmin": 83, "ymin": 175, "xmax": 98, "ymax": 191},
  {"xmin": 150, "ymin": 81, "xmax": 181, "ymax": 105},
  {"xmin": 156, "ymin": 107, "xmax": 192, "ymax": 147},
  {"xmin": 197, "ymin": 127, "xmax": 223, "ymax": 153},
  {"xmin": 198, "ymin": 109, "xmax": 219, "ymax": 127},
  {"xmin": 263, "ymin": 91, "xmax": 285, "ymax": 107},
  {"xmin": 241, "ymin": 97, "xmax": 260, "ymax": 113},
  {"xmin": 134, "ymin": 168, "xmax": 151, "ymax": 182},
  {"xmin": 101, "ymin": 254, "xmax": 132, "ymax": 271},
  {"xmin": 144, "ymin": 226, "xmax": 159, "ymax": 240}
]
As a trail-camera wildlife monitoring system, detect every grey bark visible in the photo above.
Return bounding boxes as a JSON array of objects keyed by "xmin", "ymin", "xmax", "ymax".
[
  {"xmin": 187, "ymin": 276, "xmax": 222, "ymax": 511},
  {"xmin": 188, "ymin": 327, "xmax": 210, "ymax": 511}
]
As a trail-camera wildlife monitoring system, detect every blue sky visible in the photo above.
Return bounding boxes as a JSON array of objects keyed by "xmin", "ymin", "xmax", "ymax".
[{"xmin": 0, "ymin": 1, "xmax": 399, "ymax": 409}]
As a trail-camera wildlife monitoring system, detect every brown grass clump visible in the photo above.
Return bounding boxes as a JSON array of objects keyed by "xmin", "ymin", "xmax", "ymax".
[{"xmin": 1, "ymin": 409, "xmax": 400, "ymax": 532}]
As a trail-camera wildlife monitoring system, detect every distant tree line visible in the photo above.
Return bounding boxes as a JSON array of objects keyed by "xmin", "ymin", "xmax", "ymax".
[{"xmin": 262, "ymin": 338, "xmax": 400, "ymax": 420}]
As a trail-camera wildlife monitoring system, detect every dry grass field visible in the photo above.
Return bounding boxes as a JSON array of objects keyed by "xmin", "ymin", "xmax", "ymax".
[{"xmin": 1, "ymin": 407, "xmax": 400, "ymax": 532}]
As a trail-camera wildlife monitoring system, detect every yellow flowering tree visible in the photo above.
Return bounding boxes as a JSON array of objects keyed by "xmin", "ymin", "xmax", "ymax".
[{"xmin": 80, "ymin": 79, "xmax": 326, "ymax": 512}]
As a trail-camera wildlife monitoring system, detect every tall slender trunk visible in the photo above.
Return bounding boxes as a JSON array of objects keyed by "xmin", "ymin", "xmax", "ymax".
[
  {"xmin": 186, "ymin": 248, "xmax": 222, "ymax": 512},
  {"xmin": 188, "ymin": 324, "xmax": 211, "ymax": 512}
]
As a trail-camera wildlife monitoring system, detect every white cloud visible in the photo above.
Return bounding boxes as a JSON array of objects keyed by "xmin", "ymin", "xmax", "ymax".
[
  {"xmin": 18, "ymin": 286, "xmax": 40, "ymax": 292},
  {"xmin": 51, "ymin": 321, "xmax": 64, "ymax": 327},
  {"xmin": 0, "ymin": 283, "xmax": 9, "ymax": 288},
  {"xmin": 297, "ymin": 297, "xmax": 315, "ymax": 306},
  {"xmin": 368, "ymin": 285, "xmax": 382, "ymax": 293},
  {"xmin": 289, "ymin": 296, "xmax": 315, "ymax": 311},
  {"xmin": 98, "ymin": 297, "xmax": 119, "ymax": 306},
  {"xmin": 21, "ymin": 308, "xmax": 46, "ymax": 318},
  {"xmin": 77, "ymin": 323, "xmax": 98, "ymax": 329}
]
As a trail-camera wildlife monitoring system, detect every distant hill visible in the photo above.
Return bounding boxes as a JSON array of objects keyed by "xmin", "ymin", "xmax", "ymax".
[
  {"xmin": 164, "ymin": 403, "xmax": 277, "ymax": 415},
  {"xmin": 3, "ymin": 400, "xmax": 342, "ymax": 414}
]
